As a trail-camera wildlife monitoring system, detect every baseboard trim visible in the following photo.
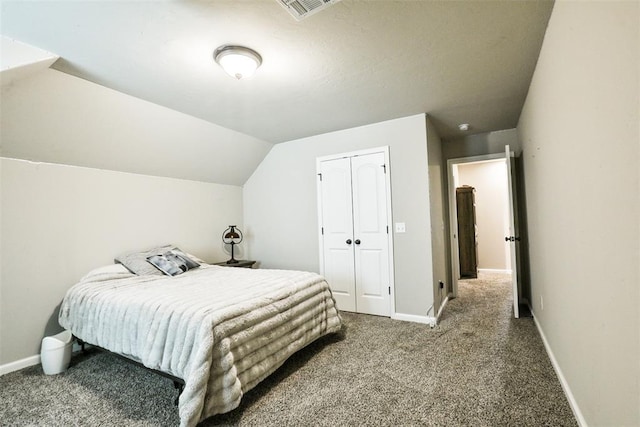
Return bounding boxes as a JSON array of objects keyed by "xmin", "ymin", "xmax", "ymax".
[
  {"xmin": 0, "ymin": 354, "xmax": 40, "ymax": 376},
  {"xmin": 532, "ymin": 309, "xmax": 587, "ymax": 427},
  {"xmin": 0, "ymin": 341, "xmax": 85, "ymax": 377},
  {"xmin": 392, "ymin": 312, "xmax": 436, "ymax": 327},
  {"xmin": 478, "ymin": 268, "xmax": 512, "ymax": 274}
]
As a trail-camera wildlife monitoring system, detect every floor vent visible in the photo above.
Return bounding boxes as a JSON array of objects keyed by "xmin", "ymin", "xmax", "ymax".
[{"xmin": 277, "ymin": 0, "xmax": 341, "ymax": 21}]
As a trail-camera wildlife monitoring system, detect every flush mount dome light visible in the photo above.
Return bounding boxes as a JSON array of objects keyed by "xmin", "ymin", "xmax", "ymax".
[
  {"xmin": 214, "ymin": 45, "xmax": 262, "ymax": 80},
  {"xmin": 458, "ymin": 123, "xmax": 470, "ymax": 131}
]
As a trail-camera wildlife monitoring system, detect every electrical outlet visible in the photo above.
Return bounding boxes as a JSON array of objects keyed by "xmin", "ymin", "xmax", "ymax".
[
  {"xmin": 439, "ymin": 281, "xmax": 444, "ymax": 289},
  {"xmin": 395, "ymin": 222, "xmax": 406, "ymax": 233},
  {"xmin": 540, "ymin": 295, "xmax": 544, "ymax": 310}
]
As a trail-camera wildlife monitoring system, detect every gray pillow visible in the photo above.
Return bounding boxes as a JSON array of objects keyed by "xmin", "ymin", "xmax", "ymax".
[{"xmin": 114, "ymin": 245, "xmax": 174, "ymax": 275}]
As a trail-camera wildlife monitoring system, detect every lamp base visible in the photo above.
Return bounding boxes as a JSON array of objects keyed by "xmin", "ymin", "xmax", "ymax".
[{"xmin": 226, "ymin": 259, "xmax": 239, "ymax": 264}]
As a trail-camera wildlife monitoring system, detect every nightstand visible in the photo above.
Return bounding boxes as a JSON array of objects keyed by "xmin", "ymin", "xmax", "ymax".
[{"xmin": 214, "ymin": 260, "xmax": 256, "ymax": 268}]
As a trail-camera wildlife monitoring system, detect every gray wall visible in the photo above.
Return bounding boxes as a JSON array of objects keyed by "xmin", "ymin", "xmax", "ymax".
[
  {"xmin": 517, "ymin": 1, "xmax": 639, "ymax": 425},
  {"xmin": 0, "ymin": 67, "xmax": 250, "ymax": 368},
  {"xmin": 1, "ymin": 158, "xmax": 242, "ymax": 365},
  {"xmin": 443, "ymin": 128, "xmax": 520, "ymax": 160},
  {"xmin": 426, "ymin": 118, "xmax": 448, "ymax": 315},
  {"xmin": 244, "ymin": 114, "xmax": 436, "ymax": 318}
]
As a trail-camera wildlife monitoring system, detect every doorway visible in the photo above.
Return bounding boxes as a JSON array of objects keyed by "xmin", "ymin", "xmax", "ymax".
[{"xmin": 447, "ymin": 153, "xmax": 514, "ymax": 309}]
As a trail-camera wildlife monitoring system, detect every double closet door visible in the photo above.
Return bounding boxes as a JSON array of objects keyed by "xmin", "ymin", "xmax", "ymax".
[{"xmin": 317, "ymin": 149, "xmax": 392, "ymax": 317}]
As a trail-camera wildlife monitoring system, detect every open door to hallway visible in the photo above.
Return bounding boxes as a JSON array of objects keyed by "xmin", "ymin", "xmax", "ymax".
[
  {"xmin": 447, "ymin": 147, "xmax": 525, "ymax": 319},
  {"xmin": 504, "ymin": 145, "xmax": 522, "ymax": 318}
]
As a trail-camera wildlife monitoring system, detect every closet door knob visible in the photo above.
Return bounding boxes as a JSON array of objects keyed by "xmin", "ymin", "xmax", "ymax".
[
  {"xmin": 354, "ymin": 239, "xmax": 361, "ymax": 245},
  {"xmin": 346, "ymin": 239, "xmax": 352, "ymax": 245}
]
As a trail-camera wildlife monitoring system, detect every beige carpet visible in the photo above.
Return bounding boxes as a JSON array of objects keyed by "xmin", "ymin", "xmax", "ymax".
[{"xmin": 0, "ymin": 272, "xmax": 576, "ymax": 426}]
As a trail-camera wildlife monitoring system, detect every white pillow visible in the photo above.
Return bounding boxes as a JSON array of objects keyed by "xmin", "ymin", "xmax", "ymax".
[{"xmin": 80, "ymin": 264, "xmax": 131, "ymax": 281}]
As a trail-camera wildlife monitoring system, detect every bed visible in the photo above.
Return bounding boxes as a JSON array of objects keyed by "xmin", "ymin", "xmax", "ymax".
[{"xmin": 58, "ymin": 251, "xmax": 342, "ymax": 427}]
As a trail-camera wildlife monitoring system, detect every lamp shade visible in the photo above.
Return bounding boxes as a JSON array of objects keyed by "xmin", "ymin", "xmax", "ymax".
[
  {"xmin": 214, "ymin": 45, "xmax": 262, "ymax": 80},
  {"xmin": 222, "ymin": 225, "xmax": 243, "ymax": 243}
]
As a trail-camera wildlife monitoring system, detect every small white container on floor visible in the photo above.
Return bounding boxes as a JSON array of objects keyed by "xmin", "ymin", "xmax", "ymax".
[{"xmin": 41, "ymin": 330, "xmax": 73, "ymax": 375}]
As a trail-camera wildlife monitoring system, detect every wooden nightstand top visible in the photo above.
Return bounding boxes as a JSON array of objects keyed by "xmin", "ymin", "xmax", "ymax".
[{"xmin": 213, "ymin": 260, "xmax": 256, "ymax": 268}]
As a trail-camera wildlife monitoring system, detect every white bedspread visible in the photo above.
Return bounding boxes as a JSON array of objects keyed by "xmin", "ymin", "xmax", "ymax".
[{"xmin": 58, "ymin": 264, "xmax": 342, "ymax": 426}]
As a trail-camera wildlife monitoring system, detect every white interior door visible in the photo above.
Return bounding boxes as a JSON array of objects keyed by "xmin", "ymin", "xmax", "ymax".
[
  {"xmin": 351, "ymin": 153, "xmax": 391, "ymax": 316},
  {"xmin": 504, "ymin": 145, "xmax": 520, "ymax": 318},
  {"xmin": 319, "ymin": 157, "xmax": 356, "ymax": 312}
]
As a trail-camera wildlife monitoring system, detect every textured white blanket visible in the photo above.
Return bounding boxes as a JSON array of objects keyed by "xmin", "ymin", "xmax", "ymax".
[{"xmin": 59, "ymin": 264, "xmax": 342, "ymax": 426}]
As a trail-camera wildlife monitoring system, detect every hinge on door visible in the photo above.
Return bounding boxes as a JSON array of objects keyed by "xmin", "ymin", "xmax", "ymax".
[
  {"xmin": 317, "ymin": 173, "xmax": 322, "ymax": 181},
  {"xmin": 381, "ymin": 164, "xmax": 386, "ymax": 174},
  {"xmin": 386, "ymin": 225, "xmax": 389, "ymax": 234},
  {"xmin": 321, "ymin": 227, "xmax": 324, "ymax": 235},
  {"xmin": 388, "ymin": 287, "xmax": 391, "ymax": 295}
]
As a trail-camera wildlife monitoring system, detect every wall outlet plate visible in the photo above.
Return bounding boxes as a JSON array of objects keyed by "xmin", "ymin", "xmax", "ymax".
[{"xmin": 395, "ymin": 222, "xmax": 406, "ymax": 233}]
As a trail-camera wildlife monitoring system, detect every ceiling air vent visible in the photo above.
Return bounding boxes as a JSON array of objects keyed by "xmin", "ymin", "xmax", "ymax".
[{"xmin": 277, "ymin": 0, "xmax": 341, "ymax": 21}]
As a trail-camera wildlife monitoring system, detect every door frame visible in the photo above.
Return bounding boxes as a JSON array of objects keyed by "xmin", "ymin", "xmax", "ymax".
[
  {"xmin": 316, "ymin": 146, "xmax": 396, "ymax": 316},
  {"xmin": 446, "ymin": 153, "xmax": 506, "ymax": 299}
]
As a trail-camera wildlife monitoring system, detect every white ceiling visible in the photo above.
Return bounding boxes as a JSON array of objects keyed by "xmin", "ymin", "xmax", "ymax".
[{"xmin": 0, "ymin": 0, "xmax": 554, "ymax": 143}]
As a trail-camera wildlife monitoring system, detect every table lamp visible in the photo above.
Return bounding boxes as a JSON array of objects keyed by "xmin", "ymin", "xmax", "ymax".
[{"xmin": 222, "ymin": 225, "xmax": 243, "ymax": 264}]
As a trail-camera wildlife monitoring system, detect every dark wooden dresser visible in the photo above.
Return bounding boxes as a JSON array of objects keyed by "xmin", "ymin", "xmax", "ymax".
[{"xmin": 456, "ymin": 186, "xmax": 478, "ymax": 279}]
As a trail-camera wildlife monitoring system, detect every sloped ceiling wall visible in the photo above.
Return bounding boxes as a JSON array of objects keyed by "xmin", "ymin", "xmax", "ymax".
[
  {"xmin": 1, "ymin": 37, "xmax": 273, "ymax": 186},
  {"xmin": 0, "ymin": 36, "xmax": 58, "ymax": 87}
]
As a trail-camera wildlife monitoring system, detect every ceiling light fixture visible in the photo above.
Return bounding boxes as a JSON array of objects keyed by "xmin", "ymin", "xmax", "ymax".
[
  {"xmin": 214, "ymin": 45, "xmax": 262, "ymax": 80},
  {"xmin": 458, "ymin": 123, "xmax": 470, "ymax": 131}
]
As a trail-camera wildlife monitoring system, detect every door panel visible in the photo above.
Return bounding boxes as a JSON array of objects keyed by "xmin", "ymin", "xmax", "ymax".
[
  {"xmin": 351, "ymin": 153, "xmax": 391, "ymax": 316},
  {"xmin": 322, "ymin": 164, "xmax": 353, "ymax": 233},
  {"xmin": 324, "ymin": 247, "xmax": 356, "ymax": 311},
  {"xmin": 319, "ymin": 158, "xmax": 356, "ymax": 311},
  {"xmin": 505, "ymin": 145, "xmax": 520, "ymax": 318},
  {"xmin": 352, "ymin": 162, "xmax": 380, "ymax": 232},
  {"xmin": 357, "ymin": 248, "xmax": 385, "ymax": 295}
]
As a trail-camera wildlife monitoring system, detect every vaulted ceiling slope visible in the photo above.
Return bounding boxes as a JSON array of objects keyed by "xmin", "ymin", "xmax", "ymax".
[
  {"xmin": 0, "ymin": 36, "xmax": 58, "ymax": 86},
  {"xmin": 0, "ymin": 36, "xmax": 273, "ymax": 186},
  {"xmin": 0, "ymin": 0, "xmax": 554, "ymax": 143}
]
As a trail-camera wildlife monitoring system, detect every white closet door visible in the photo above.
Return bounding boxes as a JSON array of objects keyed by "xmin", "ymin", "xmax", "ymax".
[
  {"xmin": 351, "ymin": 152, "xmax": 391, "ymax": 316},
  {"xmin": 319, "ymin": 157, "xmax": 356, "ymax": 312}
]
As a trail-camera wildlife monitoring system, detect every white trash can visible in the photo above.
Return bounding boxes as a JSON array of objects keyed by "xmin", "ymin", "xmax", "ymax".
[{"xmin": 41, "ymin": 330, "xmax": 73, "ymax": 375}]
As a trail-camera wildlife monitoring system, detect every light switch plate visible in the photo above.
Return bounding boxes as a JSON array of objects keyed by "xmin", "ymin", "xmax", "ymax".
[{"xmin": 395, "ymin": 222, "xmax": 406, "ymax": 233}]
